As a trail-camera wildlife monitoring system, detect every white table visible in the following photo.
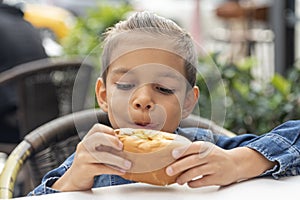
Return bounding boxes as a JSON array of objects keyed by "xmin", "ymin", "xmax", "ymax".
[{"xmin": 13, "ymin": 176, "xmax": 300, "ymax": 200}]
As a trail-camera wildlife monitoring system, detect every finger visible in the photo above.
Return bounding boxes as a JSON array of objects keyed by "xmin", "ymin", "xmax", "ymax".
[
  {"xmin": 76, "ymin": 137, "xmax": 130, "ymax": 170},
  {"xmin": 85, "ymin": 124, "xmax": 115, "ymax": 137},
  {"xmin": 89, "ymin": 163, "xmax": 127, "ymax": 175},
  {"xmin": 187, "ymin": 175, "xmax": 218, "ymax": 188},
  {"xmin": 166, "ymin": 154, "xmax": 207, "ymax": 176},
  {"xmin": 172, "ymin": 141, "xmax": 215, "ymax": 159},
  {"xmin": 90, "ymin": 151, "xmax": 132, "ymax": 170},
  {"xmin": 76, "ymin": 146, "xmax": 132, "ymax": 171},
  {"xmin": 82, "ymin": 132, "xmax": 123, "ymax": 152},
  {"xmin": 176, "ymin": 164, "xmax": 213, "ymax": 185}
]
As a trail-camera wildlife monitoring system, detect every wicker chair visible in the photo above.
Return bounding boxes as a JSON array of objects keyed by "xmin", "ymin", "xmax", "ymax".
[
  {"xmin": 0, "ymin": 57, "xmax": 94, "ymax": 149},
  {"xmin": 0, "ymin": 108, "xmax": 235, "ymax": 198}
]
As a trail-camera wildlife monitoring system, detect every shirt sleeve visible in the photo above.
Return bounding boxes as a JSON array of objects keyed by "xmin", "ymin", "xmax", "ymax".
[
  {"xmin": 28, "ymin": 153, "xmax": 75, "ymax": 196},
  {"xmin": 214, "ymin": 120, "xmax": 300, "ymax": 179}
]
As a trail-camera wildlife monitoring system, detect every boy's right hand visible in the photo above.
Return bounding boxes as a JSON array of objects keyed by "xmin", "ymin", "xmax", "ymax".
[{"xmin": 52, "ymin": 124, "xmax": 132, "ymax": 192}]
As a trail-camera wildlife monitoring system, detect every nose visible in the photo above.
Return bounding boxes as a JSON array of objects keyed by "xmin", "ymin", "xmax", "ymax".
[{"xmin": 131, "ymin": 86, "xmax": 154, "ymax": 111}]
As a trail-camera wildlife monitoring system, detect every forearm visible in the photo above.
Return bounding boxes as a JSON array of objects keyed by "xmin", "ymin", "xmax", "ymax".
[
  {"xmin": 229, "ymin": 147, "xmax": 277, "ymax": 181},
  {"xmin": 216, "ymin": 120, "xmax": 300, "ymax": 178}
]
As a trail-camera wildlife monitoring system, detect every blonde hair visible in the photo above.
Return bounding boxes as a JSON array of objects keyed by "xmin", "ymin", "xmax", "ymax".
[{"xmin": 101, "ymin": 11, "xmax": 198, "ymax": 87}]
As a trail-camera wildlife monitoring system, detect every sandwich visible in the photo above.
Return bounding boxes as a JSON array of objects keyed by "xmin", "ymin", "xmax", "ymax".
[{"xmin": 115, "ymin": 128, "xmax": 191, "ymax": 186}]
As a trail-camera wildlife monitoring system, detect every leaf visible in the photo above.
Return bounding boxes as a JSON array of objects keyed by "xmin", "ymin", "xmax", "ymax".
[
  {"xmin": 236, "ymin": 57, "xmax": 256, "ymax": 71},
  {"xmin": 271, "ymin": 74, "xmax": 291, "ymax": 96},
  {"xmin": 233, "ymin": 80, "xmax": 249, "ymax": 98}
]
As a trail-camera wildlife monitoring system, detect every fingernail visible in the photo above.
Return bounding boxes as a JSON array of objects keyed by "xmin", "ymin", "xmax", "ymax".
[
  {"xmin": 177, "ymin": 179, "xmax": 184, "ymax": 185},
  {"xmin": 118, "ymin": 169, "xmax": 126, "ymax": 174},
  {"xmin": 118, "ymin": 141, "xmax": 123, "ymax": 150},
  {"xmin": 166, "ymin": 166, "xmax": 174, "ymax": 176},
  {"xmin": 124, "ymin": 160, "xmax": 132, "ymax": 169},
  {"xmin": 172, "ymin": 145, "xmax": 189, "ymax": 159},
  {"xmin": 172, "ymin": 149, "xmax": 181, "ymax": 159}
]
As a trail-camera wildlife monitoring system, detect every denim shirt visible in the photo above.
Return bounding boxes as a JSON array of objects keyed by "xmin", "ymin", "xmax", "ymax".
[{"xmin": 29, "ymin": 120, "xmax": 300, "ymax": 196}]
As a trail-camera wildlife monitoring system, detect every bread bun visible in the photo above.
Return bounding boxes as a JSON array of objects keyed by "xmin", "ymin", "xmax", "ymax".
[{"xmin": 115, "ymin": 128, "xmax": 191, "ymax": 186}]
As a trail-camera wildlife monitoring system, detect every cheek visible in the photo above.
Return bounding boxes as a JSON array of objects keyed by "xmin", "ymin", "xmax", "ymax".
[
  {"xmin": 109, "ymin": 97, "xmax": 130, "ymax": 116},
  {"xmin": 167, "ymin": 104, "xmax": 182, "ymax": 119},
  {"xmin": 162, "ymin": 109, "xmax": 182, "ymax": 132},
  {"xmin": 161, "ymin": 96, "xmax": 184, "ymax": 121},
  {"xmin": 107, "ymin": 87, "xmax": 131, "ymax": 120},
  {"xmin": 107, "ymin": 85, "xmax": 131, "ymax": 106},
  {"xmin": 171, "ymin": 92, "xmax": 186, "ymax": 111}
]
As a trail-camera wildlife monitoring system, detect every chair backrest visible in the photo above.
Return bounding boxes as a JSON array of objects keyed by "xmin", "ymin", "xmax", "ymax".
[
  {"xmin": 0, "ymin": 57, "xmax": 94, "ymax": 141},
  {"xmin": 0, "ymin": 109, "xmax": 235, "ymax": 198}
]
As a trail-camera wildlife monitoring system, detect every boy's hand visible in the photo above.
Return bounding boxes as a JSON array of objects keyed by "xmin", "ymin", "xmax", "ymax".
[
  {"xmin": 166, "ymin": 141, "xmax": 276, "ymax": 188},
  {"xmin": 52, "ymin": 124, "xmax": 131, "ymax": 191}
]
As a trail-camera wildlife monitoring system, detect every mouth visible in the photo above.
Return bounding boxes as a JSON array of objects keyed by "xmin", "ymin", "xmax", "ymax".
[{"xmin": 133, "ymin": 122, "xmax": 159, "ymax": 130}]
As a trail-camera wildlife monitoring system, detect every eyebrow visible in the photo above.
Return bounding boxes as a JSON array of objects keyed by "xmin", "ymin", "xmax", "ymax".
[
  {"xmin": 111, "ymin": 67, "xmax": 185, "ymax": 81},
  {"xmin": 110, "ymin": 68, "xmax": 132, "ymax": 75},
  {"xmin": 158, "ymin": 72, "xmax": 184, "ymax": 82}
]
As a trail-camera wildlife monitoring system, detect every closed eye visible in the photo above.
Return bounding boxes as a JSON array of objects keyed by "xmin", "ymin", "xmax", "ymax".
[
  {"xmin": 116, "ymin": 82, "xmax": 135, "ymax": 90},
  {"xmin": 155, "ymin": 85, "xmax": 175, "ymax": 95}
]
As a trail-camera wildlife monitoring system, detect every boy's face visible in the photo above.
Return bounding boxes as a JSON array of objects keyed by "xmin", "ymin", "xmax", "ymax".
[{"xmin": 96, "ymin": 49, "xmax": 199, "ymax": 133}]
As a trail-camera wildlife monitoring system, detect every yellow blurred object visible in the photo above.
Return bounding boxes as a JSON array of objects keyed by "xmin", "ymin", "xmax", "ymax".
[{"xmin": 23, "ymin": 3, "xmax": 75, "ymax": 41}]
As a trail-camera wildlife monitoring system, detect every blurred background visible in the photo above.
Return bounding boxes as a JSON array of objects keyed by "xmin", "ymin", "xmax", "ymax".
[
  {"xmin": 1, "ymin": 0, "xmax": 300, "ymax": 197},
  {"xmin": 1, "ymin": 0, "xmax": 300, "ymax": 136}
]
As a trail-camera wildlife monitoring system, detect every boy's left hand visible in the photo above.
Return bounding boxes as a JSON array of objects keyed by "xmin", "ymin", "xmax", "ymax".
[{"xmin": 165, "ymin": 141, "xmax": 276, "ymax": 188}]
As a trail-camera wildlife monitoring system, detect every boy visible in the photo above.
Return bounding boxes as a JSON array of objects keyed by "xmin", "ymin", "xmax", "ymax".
[{"xmin": 29, "ymin": 11, "xmax": 300, "ymax": 195}]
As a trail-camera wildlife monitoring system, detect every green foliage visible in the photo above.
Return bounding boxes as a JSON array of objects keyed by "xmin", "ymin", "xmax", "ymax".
[
  {"xmin": 61, "ymin": 4, "xmax": 133, "ymax": 64},
  {"xmin": 197, "ymin": 54, "xmax": 300, "ymax": 134}
]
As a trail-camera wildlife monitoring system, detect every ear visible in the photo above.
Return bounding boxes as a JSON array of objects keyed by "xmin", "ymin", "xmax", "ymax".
[
  {"xmin": 182, "ymin": 86, "xmax": 199, "ymax": 119},
  {"xmin": 95, "ymin": 78, "xmax": 108, "ymax": 112}
]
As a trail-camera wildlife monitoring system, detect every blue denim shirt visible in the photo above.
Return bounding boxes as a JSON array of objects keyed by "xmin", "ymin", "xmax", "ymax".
[{"xmin": 29, "ymin": 120, "xmax": 300, "ymax": 196}]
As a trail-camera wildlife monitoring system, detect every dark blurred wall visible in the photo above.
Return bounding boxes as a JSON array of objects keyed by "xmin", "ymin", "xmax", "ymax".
[
  {"xmin": 270, "ymin": 0, "xmax": 296, "ymax": 75},
  {"xmin": 0, "ymin": 3, "xmax": 47, "ymax": 144}
]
